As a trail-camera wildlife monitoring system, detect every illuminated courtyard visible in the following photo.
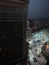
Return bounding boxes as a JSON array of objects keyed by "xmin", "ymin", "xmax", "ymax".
[{"xmin": 28, "ymin": 29, "xmax": 49, "ymax": 65}]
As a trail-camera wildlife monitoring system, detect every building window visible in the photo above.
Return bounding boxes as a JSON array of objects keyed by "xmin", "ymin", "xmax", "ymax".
[
  {"xmin": 0, "ymin": 6, "xmax": 21, "ymax": 13},
  {"xmin": 0, "ymin": 6, "xmax": 25, "ymax": 20}
]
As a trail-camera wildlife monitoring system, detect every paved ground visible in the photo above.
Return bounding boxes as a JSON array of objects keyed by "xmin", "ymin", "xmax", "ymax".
[{"xmin": 28, "ymin": 46, "xmax": 47, "ymax": 65}]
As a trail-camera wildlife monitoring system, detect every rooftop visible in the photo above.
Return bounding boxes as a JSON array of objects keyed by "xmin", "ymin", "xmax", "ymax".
[{"xmin": 1, "ymin": 0, "xmax": 29, "ymax": 4}]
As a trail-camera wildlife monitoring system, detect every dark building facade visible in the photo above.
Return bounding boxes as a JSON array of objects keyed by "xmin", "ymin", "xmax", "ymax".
[{"xmin": 0, "ymin": 0, "xmax": 29, "ymax": 65}]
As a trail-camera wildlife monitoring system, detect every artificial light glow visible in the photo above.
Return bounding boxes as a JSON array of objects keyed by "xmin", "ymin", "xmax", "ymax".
[
  {"xmin": 46, "ymin": 45, "xmax": 49, "ymax": 49},
  {"xmin": 42, "ymin": 40, "xmax": 45, "ymax": 43}
]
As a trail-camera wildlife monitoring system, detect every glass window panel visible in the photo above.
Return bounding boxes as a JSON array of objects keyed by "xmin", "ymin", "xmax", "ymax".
[
  {"xmin": 11, "ymin": 7, "xmax": 14, "ymax": 12},
  {"xmin": 8, "ymin": 6, "xmax": 10, "ymax": 12},
  {"xmin": 0, "ymin": 6, "xmax": 22, "ymax": 20},
  {"xmin": 14, "ymin": 7, "xmax": 16, "ymax": 11},
  {"xmin": 1, "ymin": 6, "xmax": 3, "ymax": 12},
  {"xmin": 16, "ymin": 7, "xmax": 20, "ymax": 14},
  {"xmin": 0, "ymin": 13, "xmax": 2, "ymax": 17},
  {"xmin": 4, "ymin": 6, "xmax": 6, "ymax": 11},
  {"xmin": 9, "ymin": 7, "xmax": 11, "ymax": 12},
  {"xmin": 0, "ymin": 7, "xmax": 1, "ymax": 11},
  {"xmin": 6, "ymin": 6, "xmax": 10, "ymax": 12}
]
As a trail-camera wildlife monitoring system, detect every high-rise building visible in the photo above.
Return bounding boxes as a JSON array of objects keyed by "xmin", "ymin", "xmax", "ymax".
[{"xmin": 0, "ymin": 0, "xmax": 29, "ymax": 65}]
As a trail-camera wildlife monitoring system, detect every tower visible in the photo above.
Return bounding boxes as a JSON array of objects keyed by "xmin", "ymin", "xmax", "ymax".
[{"xmin": 0, "ymin": 0, "xmax": 29, "ymax": 65}]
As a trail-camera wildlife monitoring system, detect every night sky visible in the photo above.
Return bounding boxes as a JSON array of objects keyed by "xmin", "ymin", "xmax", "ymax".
[{"xmin": 28, "ymin": 0, "xmax": 49, "ymax": 20}]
